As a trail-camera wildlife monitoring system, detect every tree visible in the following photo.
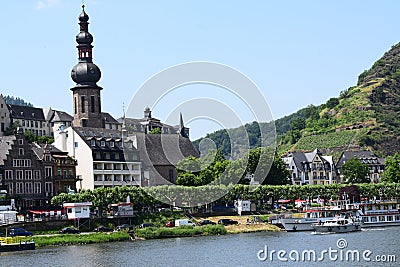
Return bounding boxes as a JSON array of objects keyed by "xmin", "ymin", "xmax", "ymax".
[
  {"xmin": 24, "ymin": 130, "xmax": 36, "ymax": 143},
  {"xmin": 290, "ymin": 117, "xmax": 305, "ymax": 131},
  {"xmin": 263, "ymin": 153, "xmax": 290, "ymax": 185},
  {"xmin": 4, "ymin": 121, "xmax": 21, "ymax": 136},
  {"xmin": 326, "ymin": 97, "xmax": 339, "ymax": 109},
  {"xmin": 382, "ymin": 153, "xmax": 400, "ymax": 183},
  {"xmin": 149, "ymin": 128, "xmax": 161, "ymax": 134},
  {"xmin": 342, "ymin": 158, "xmax": 370, "ymax": 184}
]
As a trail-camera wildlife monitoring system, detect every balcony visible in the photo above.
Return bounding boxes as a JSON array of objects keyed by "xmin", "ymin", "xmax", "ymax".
[{"xmin": 51, "ymin": 175, "xmax": 82, "ymax": 181}]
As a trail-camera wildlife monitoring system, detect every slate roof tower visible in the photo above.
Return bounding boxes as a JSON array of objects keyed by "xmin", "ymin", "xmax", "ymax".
[{"xmin": 70, "ymin": 5, "xmax": 104, "ymax": 128}]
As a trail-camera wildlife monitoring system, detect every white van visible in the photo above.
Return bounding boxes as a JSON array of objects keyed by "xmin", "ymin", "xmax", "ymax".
[{"xmin": 175, "ymin": 219, "xmax": 196, "ymax": 227}]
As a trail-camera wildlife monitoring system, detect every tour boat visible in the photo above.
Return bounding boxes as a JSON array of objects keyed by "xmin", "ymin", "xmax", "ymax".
[{"xmin": 358, "ymin": 199, "xmax": 400, "ymax": 227}]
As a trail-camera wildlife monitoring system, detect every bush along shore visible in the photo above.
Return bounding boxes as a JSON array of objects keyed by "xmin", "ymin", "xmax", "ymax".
[
  {"xmin": 33, "ymin": 231, "xmax": 131, "ymax": 248},
  {"xmin": 134, "ymin": 225, "xmax": 227, "ymax": 239}
]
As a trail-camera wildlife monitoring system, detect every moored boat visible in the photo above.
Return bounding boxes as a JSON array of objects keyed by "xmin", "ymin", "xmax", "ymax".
[
  {"xmin": 358, "ymin": 199, "xmax": 400, "ymax": 228},
  {"xmin": 0, "ymin": 237, "xmax": 35, "ymax": 253},
  {"xmin": 312, "ymin": 214, "xmax": 362, "ymax": 233}
]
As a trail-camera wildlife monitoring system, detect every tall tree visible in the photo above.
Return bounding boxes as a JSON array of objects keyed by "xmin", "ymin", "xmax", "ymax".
[
  {"xmin": 382, "ymin": 153, "xmax": 400, "ymax": 183},
  {"xmin": 342, "ymin": 158, "xmax": 370, "ymax": 183}
]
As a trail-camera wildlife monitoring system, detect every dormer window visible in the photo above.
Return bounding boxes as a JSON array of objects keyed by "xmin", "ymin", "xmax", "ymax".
[
  {"xmin": 91, "ymin": 140, "xmax": 95, "ymax": 147},
  {"xmin": 101, "ymin": 141, "xmax": 105, "ymax": 147},
  {"xmin": 110, "ymin": 141, "xmax": 114, "ymax": 147}
]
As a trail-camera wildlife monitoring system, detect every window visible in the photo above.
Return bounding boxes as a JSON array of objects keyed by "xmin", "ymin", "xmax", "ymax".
[
  {"xmin": 101, "ymin": 141, "xmax": 105, "ymax": 147},
  {"xmin": 45, "ymin": 155, "xmax": 51, "ymax": 162},
  {"xmin": 7, "ymin": 183, "xmax": 13, "ymax": 194},
  {"xmin": 91, "ymin": 140, "xmax": 96, "ymax": 146},
  {"xmin": 19, "ymin": 148, "xmax": 24, "ymax": 155},
  {"xmin": 16, "ymin": 183, "xmax": 24, "ymax": 194},
  {"xmin": 81, "ymin": 96, "xmax": 85, "ymax": 113},
  {"xmin": 91, "ymin": 95, "xmax": 95, "ymax": 113},
  {"xmin": 74, "ymin": 142, "xmax": 79, "ymax": 148},
  {"xmin": 34, "ymin": 170, "xmax": 41, "ymax": 180},
  {"xmin": 45, "ymin": 182, "xmax": 53, "ymax": 194},
  {"xmin": 25, "ymin": 183, "xmax": 33, "ymax": 194},
  {"xmin": 74, "ymin": 97, "xmax": 78, "ymax": 114},
  {"xmin": 16, "ymin": 170, "xmax": 23, "ymax": 180},
  {"xmin": 110, "ymin": 141, "xmax": 114, "ymax": 147},
  {"xmin": 18, "ymin": 139, "xmax": 23, "ymax": 145},
  {"xmin": 5, "ymin": 170, "xmax": 13, "ymax": 180},
  {"xmin": 34, "ymin": 182, "xmax": 41, "ymax": 194},
  {"xmin": 25, "ymin": 170, "xmax": 32, "ymax": 180},
  {"xmin": 57, "ymin": 169, "xmax": 62, "ymax": 176},
  {"xmin": 45, "ymin": 166, "xmax": 52, "ymax": 177}
]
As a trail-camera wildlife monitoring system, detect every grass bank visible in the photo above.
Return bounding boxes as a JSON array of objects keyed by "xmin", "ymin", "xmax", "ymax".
[
  {"xmin": 134, "ymin": 225, "xmax": 227, "ymax": 239},
  {"xmin": 33, "ymin": 231, "xmax": 131, "ymax": 248}
]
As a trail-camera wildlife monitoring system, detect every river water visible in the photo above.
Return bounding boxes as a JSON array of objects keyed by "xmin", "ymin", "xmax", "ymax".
[{"xmin": 1, "ymin": 227, "xmax": 399, "ymax": 267}]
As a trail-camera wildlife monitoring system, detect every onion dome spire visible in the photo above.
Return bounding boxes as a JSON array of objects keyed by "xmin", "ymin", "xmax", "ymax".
[{"xmin": 71, "ymin": 4, "xmax": 101, "ymax": 87}]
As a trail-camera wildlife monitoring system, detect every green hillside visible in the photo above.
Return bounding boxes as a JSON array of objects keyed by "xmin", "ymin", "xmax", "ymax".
[{"xmin": 193, "ymin": 42, "xmax": 400, "ymax": 157}]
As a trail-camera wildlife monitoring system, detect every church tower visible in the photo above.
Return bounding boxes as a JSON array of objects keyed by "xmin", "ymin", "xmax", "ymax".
[{"xmin": 70, "ymin": 5, "xmax": 104, "ymax": 128}]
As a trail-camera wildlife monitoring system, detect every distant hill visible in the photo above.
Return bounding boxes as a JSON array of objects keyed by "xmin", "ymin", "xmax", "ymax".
[
  {"xmin": 193, "ymin": 42, "xmax": 400, "ymax": 158},
  {"xmin": 4, "ymin": 95, "xmax": 33, "ymax": 107}
]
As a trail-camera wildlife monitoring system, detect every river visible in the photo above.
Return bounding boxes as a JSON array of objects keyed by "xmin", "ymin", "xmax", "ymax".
[{"xmin": 1, "ymin": 227, "xmax": 399, "ymax": 267}]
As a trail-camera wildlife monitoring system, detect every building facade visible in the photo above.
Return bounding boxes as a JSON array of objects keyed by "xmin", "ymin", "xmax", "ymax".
[
  {"xmin": 0, "ymin": 129, "xmax": 79, "ymax": 211},
  {"xmin": 283, "ymin": 148, "xmax": 339, "ymax": 185},
  {"xmin": 336, "ymin": 150, "xmax": 385, "ymax": 183}
]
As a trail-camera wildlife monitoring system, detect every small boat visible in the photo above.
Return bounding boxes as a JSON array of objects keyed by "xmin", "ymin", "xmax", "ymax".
[
  {"xmin": 312, "ymin": 215, "xmax": 362, "ymax": 234},
  {"xmin": 0, "ymin": 237, "xmax": 35, "ymax": 253}
]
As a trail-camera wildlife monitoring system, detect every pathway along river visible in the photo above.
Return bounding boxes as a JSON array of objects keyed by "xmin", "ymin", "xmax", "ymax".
[{"xmin": 1, "ymin": 227, "xmax": 399, "ymax": 267}]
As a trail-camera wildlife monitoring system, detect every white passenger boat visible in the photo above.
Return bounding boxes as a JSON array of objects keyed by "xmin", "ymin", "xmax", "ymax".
[
  {"xmin": 312, "ymin": 214, "xmax": 362, "ymax": 233},
  {"xmin": 358, "ymin": 199, "xmax": 400, "ymax": 227}
]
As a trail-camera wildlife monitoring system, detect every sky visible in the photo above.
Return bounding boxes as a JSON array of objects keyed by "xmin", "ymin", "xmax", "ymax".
[{"xmin": 1, "ymin": 0, "xmax": 400, "ymax": 139}]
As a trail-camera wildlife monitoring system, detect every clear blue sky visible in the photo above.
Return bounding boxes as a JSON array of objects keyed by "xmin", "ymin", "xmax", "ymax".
[{"xmin": 1, "ymin": 0, "xmax": 400, "ymax": 139}]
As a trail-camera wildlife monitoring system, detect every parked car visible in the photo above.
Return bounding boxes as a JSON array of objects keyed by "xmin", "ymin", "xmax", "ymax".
[
  {"xmin": 175, "ymin": 219, "xmax": 196, "ymax": 227},
  {"xmin": 218, "ymin": 219, "xmax": 239, "ymax": 226},
  {"xmin": 9, "ymin": 228, "xmax": 33, "ymax": 237},
  {"xmin": 139, "ymin": 223, "xmax": 154, "ymax": 228},
  {"xmin": 116, "ymin": 224, "xmax": 134, "ymax": 231},
  {"xmin": 59, "ymin": 227, "xmax": 81, "ymax": 234},
  {"xmin": 93, "ymin": 225, "xmax": 113, "ymax": 232},
  {"xmin": 198, "ymin": 219, "xmax": 216, "ymax": 226},
  {"xmin": 165, "ymin": 221, "xmax": 175, "ymax": 227}
]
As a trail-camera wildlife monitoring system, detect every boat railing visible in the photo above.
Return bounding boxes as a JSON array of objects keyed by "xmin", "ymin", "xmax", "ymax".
[{"xmin": 364, "ymin": 210, "xmax": 399, "ymax": 215}]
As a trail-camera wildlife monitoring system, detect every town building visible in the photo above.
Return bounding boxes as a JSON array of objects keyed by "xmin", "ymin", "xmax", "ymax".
[
  {"xmin": 282, "ymin": 148, "xmax": 339, "ymax": 185},
  {"xmin": 0, "ymin": 129, "xmax": 79, "ymax": 211},
  {"xmin": 336, "ymin": 150, "xmax": 385, "ymax": 183},
  {"xmin": 8, "ymin": 104, "xmax": 48, "ymax": 137}
]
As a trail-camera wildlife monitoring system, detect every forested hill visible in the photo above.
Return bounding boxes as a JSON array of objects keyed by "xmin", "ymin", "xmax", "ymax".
[
  {"xmin": 193, "ymin": 41, "xmax": 400, "ymax": 158},
  {"xmin": 3, "ymin": 95, "xmax": 33, "ymax": 107}
]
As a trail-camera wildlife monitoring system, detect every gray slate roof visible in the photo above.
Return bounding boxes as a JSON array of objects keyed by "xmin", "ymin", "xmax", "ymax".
[
  {"xmin": 9, "ymin": 105, "xmax": 45, "ymax": 120},
  {"xmin": 336, "ymin": 150, "xmax": 384, "ymax": 169},
  {"xmin": 136, "ymin": 133, "xmax": 199, "ymax": 166}
]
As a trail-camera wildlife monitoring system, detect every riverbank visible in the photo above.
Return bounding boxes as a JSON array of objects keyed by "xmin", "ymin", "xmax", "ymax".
[{"xmin": 31, "ymin": 222, "xmax": 280, "ymax": 247}]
